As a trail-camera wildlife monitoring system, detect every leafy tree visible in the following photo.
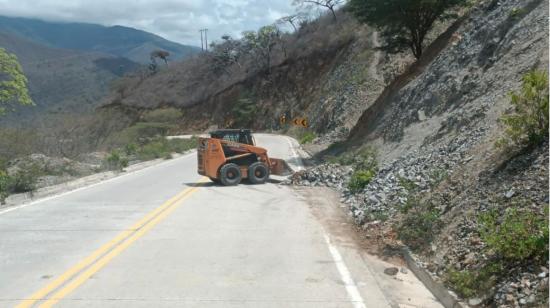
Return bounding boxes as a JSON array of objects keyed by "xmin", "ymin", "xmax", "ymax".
[
  {"xmin": 0, "ymin": 48, "xmax": 33, "ymax": 115},
  {"xmin": 241, "ymin": 25, "xmax": 281, "ymax": 72},
  {"xmin": 209, "ymin": 35, "xmax": 243, "ymax": 74},
  {"xmin": 293, "ymin": 0, "xmax": 344, "ymax": 21},
  {"xmin": 231, "ymin": 91, "xmax": 258, "ymax": 127},
  {"xmin": 497, "ymin": 70, "xmax": 549, "ymax": 148},
  {"xmin": 348, "ymin": 0, "xmax": 466, "ymax": 59},
  {"xmin": 150, "ymin": 50, "xmax": 170, "ymax": 64}
]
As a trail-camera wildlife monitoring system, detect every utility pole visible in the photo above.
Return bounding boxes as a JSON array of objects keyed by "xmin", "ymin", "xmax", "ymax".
[
  {"xmin": 199, "ymin": 29, "xmax": 204, "ymax": 51},
  {"xmin": 199, "ymin": 29, "xmax": 209, "ymax": 52},
  {"xmin": 204, "ymin": 29, "xmax": 208, "ymax": 52}
]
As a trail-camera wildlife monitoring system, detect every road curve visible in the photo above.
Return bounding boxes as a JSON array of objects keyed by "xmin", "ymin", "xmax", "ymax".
[{"xmin": 0, "ymin": 134, "xmax": 440, "ymax": 308}]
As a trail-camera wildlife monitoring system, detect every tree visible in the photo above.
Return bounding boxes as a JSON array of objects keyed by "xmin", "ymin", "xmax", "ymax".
[
  {"xmin": 150, "ymin": 50, "xmax": 170, "ymax": 65},
  {"xmin": 0, "ymin": 48, "xmax": 32, "ymax": 115},
  {"xmin": 241, "ymin": 25, "xmax": 280, "ymax": 72},
  {"xmin": 209, "ymin": 35, "xmax": 242, "ymax": 74},
  {"xmin": 276, "ymin": 13, "xmax": 308, "ymax": 32},
  {"xmin": 348, "ymin": 0, "xmax": 466, "ymax": 59},
  {"xmin": 293, "ymin": 0, "xmax": 344, "ymax": 21}
]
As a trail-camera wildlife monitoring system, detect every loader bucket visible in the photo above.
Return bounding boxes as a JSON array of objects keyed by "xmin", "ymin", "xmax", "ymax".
[{"xmin": 269, "ymin": 158, "xmax": 294, "ymax": 176}]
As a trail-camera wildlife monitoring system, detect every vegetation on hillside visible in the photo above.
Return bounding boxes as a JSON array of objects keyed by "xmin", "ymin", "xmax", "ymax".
[
  {"xmin": 348, "ymin": 0, "xmax": 467, "ymax": 58},
  {"xmin": 107, "ymin": 9, "xmax": 359, "ymax": 121},
  {"xmin": 497, "ymin": 70, "xmax": 549, "ymax": 148},
  {"xmin": 0, "ymin": 47, "xmax": 32, "ymax": 115}
]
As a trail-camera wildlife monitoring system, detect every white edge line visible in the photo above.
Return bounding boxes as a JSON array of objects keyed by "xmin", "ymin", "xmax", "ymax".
[
  {"xmin": 0, "ymin": 152, "xmax": 196, "ymax": 216},
  {"xmin": 323, "ymin": 232, "xmax": 367, "ymax": 308},
  {"xmin": 285, "ymin": 136, "xmax": 304, "ymax": 171},
  {"xmin": 283, "ymin": 134, "xmax": 365, "ymax": 307}
]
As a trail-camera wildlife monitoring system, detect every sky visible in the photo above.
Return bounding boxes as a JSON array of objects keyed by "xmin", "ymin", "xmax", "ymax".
[{"xmin": 0, "ymin": 0, "xmax": 300, "ymax": 46}]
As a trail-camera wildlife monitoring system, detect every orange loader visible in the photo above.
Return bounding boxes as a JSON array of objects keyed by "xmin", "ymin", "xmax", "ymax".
[{"xmin": 197, "ymin": 129, "xmax": 293, "ymax": 185}]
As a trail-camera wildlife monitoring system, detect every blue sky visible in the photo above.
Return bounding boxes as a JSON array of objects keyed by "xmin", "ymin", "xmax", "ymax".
[{"xmin": 0, "ymin": 0, "xmax": 301, "ymax": 46}]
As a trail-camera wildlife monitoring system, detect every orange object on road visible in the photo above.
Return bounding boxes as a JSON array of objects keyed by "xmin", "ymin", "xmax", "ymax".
[{"xmin": 197, "ymin": 129, "xmax": 293, "ymax": 185}]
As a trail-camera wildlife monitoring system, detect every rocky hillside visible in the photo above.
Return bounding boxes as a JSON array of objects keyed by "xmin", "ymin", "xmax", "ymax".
[{"xmin": 290, "ymin": 0, "xmax": 549, "ymax": 306}]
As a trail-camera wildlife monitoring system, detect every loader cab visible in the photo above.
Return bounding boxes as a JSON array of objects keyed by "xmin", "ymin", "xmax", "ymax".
[{"xmin": 209, "ymin": 129, "xmax": 255, "ymax": 146}]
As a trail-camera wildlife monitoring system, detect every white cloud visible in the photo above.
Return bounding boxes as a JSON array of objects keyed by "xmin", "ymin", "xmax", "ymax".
[{"xmin": 0, "ymin": 0, "xmax": 297, "ymax": 46}]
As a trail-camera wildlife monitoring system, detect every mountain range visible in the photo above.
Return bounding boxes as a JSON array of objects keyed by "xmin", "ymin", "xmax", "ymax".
[
  {"xmin": 0, "ymin": 16, "xmax": 199, "ymax": 124},
  {"xmin": 0, "ymin": 16, "xmax": 199, "ymax": 64}
]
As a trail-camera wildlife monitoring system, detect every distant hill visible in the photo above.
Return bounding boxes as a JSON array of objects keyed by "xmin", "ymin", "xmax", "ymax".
[
  {"xmin": 0, "ymin": 16, "xmax": 200, "ymax": 64},
  {"xmin": 0, "ymin": 30, "xmax": 141, "ymax": 124}
]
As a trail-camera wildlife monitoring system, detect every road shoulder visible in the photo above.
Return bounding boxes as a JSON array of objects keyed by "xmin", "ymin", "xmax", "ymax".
[
  {"xmin": 0, "ymin": 151, "xmax": 195, "ymax": 213},
  {"xmin": 295, "ymin": 186, "xmax": 443, "ymax": 308}
]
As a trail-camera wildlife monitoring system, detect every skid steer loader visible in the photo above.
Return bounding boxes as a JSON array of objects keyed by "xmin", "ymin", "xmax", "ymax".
[{"xmin": 197, "ymin": 129, "xmax": 293, "ymax": 185}]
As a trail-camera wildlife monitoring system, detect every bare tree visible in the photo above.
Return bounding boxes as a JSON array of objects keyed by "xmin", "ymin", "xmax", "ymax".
[
  {"xmin": 293, "ymin": 0, "xmax": 343, "ymax": 21},
  {"xmin": 276, "ymin": 13, "xmax": 307, "ymax": 32}
]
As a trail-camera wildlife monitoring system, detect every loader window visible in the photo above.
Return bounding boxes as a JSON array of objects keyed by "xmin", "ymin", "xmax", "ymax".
[
  {"xmin": 222, "ymin": 134, "xmax": 239, "ymax": 142},
  {"xmin": 209, "ymin": 130, "xmax": 254, "ymax": 145}
]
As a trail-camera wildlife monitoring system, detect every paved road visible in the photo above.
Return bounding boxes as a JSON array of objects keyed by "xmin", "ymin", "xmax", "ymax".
[{"xmin": 0, "ymin": 134, "xmax": 441, "ymax": 308}]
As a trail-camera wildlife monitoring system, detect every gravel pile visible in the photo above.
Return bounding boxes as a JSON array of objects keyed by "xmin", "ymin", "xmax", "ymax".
[
  {"xmin": 494, "ymin": 270, "xmax": 549, "ymax": 307},
  {"xmin": 287, "ymin": 163, "xmax": 353, "ymax": 190}
]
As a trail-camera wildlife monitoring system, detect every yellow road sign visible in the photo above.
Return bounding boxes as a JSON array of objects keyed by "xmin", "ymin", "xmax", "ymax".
[{"xmin": 292, "ymin": 117, "xmax": 308, "ymax": 128}]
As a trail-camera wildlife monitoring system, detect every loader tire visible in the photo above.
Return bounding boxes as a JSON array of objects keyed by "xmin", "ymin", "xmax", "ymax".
[
  {"xmin": 248, "ymin": 162, "xmax": 269, "ymax": 184},
  {"xmin": 219, "ymin": 163, "xmax": 241, "ymax": 186}
]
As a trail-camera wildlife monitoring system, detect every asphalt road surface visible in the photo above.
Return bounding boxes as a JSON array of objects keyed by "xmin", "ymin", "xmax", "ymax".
[{"xmin": 0, "ymin": 134, "xmax": 441, "ymax": 308}]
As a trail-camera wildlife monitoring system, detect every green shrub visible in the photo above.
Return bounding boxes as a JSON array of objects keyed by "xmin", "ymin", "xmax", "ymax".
[
  {"xmin": 336, "ymin": 147, "xmax": 379, "ymax": 193},
  {"xmin": 429, "ymin": 168, "xmax": 448, "ymax": 186},
  {"xmin": 10, "ymin": 166, "xmax": 41, "ymax": 193},
  {"xmin": 137, "ymin": 140, "xmax": 169, "ymax": 160},
  {"xmin": 105, "ymin": 150, "xmax": 129, "ymax": 171},
  {"xmin": 114, "ymin": 122, "xmax": 175, "ymax": 145},
  {"xmin": 348, "ymin": 169, "xmax": 375, "ymax": 193},
  {"xmin": 497, "ymin": 70, "xmax": 549, "ymax": 148},
  {"xmin": 398, "ymin": 176, "xmax": 418, "ymax": 193},
  {"xmin": 142, "ymin": 108, "xmax": 183, "ymax": 123},
  {"xmin": 0, "ymin": 170, "xmax": 11, "ymax": 203},
  {"xmin": 354, "ymin": 148, "xmax": 378, "ymax": 171},
  {"xmin": 299, "ymin": 131, "xmax": 316, "ymax": 144},
  {"xmin": 136, "ymin": 138, "xmax": 194, "ymax": 160},
  {"xmin": 447, "ymin": 262, "xmax": 501, "ymax": 298},
  {"xmin": 398, "ymin": 204, "xmax": 441, "ymax": 251},
  {"xmin": 479, "ymin": 205, "xmax": 548, "ymax": 261},
  {"xmin": 232, "ymin": 93, "xmax": 258, "ymax": 127},
  {"xmin": 0, "ymin": 165, "xmax": 45, "ymax": 201},
  {"xmin": 333, "ymin": 147, "xmax": 377, "ymax": 169},
  {"xmin": 447, "ymin": 270, "xmax": 477, "ymax": 298},
  {"xmin": 509, "ymin": 7, "xmax": 526, "ymax": 19},
  {"xmin": 166, "ymin": 137, "xmax": 197, "ymax": 153},
  {"xmin": 124, "ymin": 143, "xmax": 138, "ymax": 155}
]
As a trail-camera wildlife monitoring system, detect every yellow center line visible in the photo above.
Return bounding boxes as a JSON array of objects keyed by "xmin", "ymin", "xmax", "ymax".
[{"xmin": 17, "ymin": 177, "xmax": 208, "ymax": 308}]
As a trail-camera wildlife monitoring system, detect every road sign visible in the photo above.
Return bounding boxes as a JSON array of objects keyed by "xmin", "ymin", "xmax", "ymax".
[{"xmin": 292, "ymin": 117, "xmax": 308, "ymax": 128}]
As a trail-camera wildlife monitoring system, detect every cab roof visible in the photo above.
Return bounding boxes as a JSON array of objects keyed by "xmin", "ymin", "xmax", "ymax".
[{"xmin": 209, "ymin": 129, "xmax": 252, "ymax": 136}]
